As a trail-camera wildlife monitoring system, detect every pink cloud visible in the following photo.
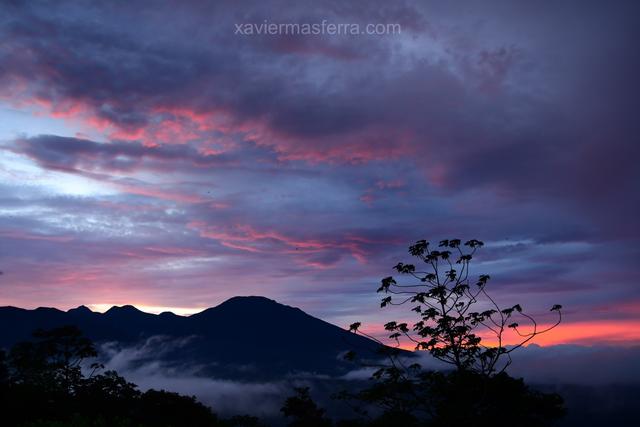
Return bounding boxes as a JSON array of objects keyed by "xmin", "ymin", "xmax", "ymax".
[
  {"xmin": 188, "ymin": 221, "xmax": 380, "ymax": 267},
  {"xmin": 112, "ymin": 183, "xmax": 206, "ymax": 204}
]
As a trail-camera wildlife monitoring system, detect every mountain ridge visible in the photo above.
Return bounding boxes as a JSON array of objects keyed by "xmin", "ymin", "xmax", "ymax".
[
  {"xmin": 1, "ymin": 295, "xmax": 298, "ymax": 317},
  {"xmin": 0, "ymin": 296, "xmax": 385, "ymax": 380}
]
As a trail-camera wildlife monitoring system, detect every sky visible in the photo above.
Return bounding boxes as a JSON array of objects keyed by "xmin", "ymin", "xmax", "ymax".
[{"xmin": 0, "ymin": 0, "xmax": 638, "ymax": 346}]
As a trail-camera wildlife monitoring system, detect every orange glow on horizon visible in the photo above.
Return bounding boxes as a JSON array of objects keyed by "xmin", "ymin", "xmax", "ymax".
[
  {"xmin": 503, "ymin": 320, "xmax": 640, "ymax": 346},
  {"xmin": 357, "ymin": 319, "xmax": 640, "ymax": 351}
]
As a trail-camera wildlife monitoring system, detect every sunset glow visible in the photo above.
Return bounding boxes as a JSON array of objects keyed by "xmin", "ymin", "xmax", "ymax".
[{"xmin": 87, "ymin": 304, "xmax": 207, "ymax": 317}]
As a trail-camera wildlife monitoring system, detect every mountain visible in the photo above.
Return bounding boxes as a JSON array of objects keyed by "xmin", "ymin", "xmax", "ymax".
[{"xmin": 0, "ymin": 296, "xmax": 384, "ymax": 379}]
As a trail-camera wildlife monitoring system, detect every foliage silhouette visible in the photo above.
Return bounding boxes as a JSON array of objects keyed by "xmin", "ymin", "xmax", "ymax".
[
  {"xmin": 281, "ymin": 387, "xmax": 332, "ymax": 427},
  {"xmin": 0, "ymin": 326, "xmax": 263, "ymax": 427},
  {"xmin": 350, "ymin": 239, "xmax": 562, "ymax": 375},
  {"xmin": 341, "ymin": 239, "xmax": 565, "ymax": 426},
  {"xmin": 336, "ymin": 369, "xmax": 564, "ymax": 426},
  {"xmin": 8, "ymin": 325, "xmax": 99, "ymax": 393}
]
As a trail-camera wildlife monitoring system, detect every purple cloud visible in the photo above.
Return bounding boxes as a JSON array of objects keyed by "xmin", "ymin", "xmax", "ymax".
[{"xmin": 0, "ymin": 0, "xmax": 638, "ymax": 345}]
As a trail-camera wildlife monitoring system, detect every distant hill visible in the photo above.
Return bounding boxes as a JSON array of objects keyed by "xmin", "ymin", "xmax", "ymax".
[{"xmin": 0, "ymin": 296, "xmax": 384, "ymax": 379}]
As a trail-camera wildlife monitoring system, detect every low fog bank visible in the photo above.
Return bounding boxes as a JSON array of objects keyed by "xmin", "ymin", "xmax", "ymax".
[
  {"xmin": 99, "ymin": 336, "xmax": 347, "ymax": 418},
  {"xmin": 98, "ymin": 337, "xmax": 640, "ymax": 418},
  {"xmin": 119, "ymin": 370, "xmax": 289, "ymax": 418}
]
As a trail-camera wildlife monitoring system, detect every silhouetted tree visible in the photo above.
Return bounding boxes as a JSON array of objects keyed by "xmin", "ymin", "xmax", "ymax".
[
  {"xmin": 8, "ymin": 325, "xmax": 98, "ymax": 393},
  {"xmin": 0, "ymin": 326, "xmax": 258, "ymax": 427},
  {"xmin": 281, "ymin": 387, "xmax": 332, "ymax": 427},
  {"xmin": 342, "ymin": 239, "xmax": 565, "ymax": 426},
  {"xmin": 350, "ymin": 239, "xmax": 562, "ymax": 376},
  {"xmin": 136, "ymin": 389, "xmax": 220, "ymax": 426},
  {"xmin": 424, "ymin": 370, "xmax": 564, "ymax": 426}
]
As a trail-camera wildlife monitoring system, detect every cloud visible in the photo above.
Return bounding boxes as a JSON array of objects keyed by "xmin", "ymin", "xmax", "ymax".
[
  {"xmin": 0, "ymin": 0, "xmax": 638, "ymax": 346},
  {"xmin": 98, "ymin": 336, "xmax": 311, "ymax": 417},
  {"xmin": 2, "ymin": 0, "xmax": 637, "ymax": 235}
]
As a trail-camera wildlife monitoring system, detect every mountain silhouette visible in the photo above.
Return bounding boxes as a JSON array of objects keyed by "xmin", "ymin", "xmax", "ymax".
[{"xmin": 0, "ymin": 296, "xmax": 383, "ymax": 379}]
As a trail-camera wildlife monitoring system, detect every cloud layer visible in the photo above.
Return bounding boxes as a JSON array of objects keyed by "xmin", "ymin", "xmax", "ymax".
[
  {"xmin": 99, "ymin": 337, "xmax": 640, "ymax": 419},
  {"xmin": 0, "ymin": 0, "xmax": 638, "ymax": 344}
]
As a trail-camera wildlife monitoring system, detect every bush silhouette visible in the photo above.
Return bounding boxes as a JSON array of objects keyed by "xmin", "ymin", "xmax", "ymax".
[{"xmin": 281, "ymin": 387, "xmax": 332, "ymax": 427}]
